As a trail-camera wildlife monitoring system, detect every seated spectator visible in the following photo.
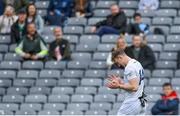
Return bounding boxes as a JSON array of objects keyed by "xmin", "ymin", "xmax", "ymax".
[
  {"xmin": 126, "ymin": 13, "xmax": 149, "ymax": 35},
  {"xmin": 49, "ymin": 27, "xmax": 71, "ymax": 61},
  {"xmin": 46, "ymin": 0, "xmax": 74, "ymax": 26},
  {"xmin": 11, "ymin": 8, "xmax": 27, "ymax": 44},
  {"xmin": 126, "ymin": 35, "xmax": 155, "ymax": 70},
  {"xmin": 26, "ymin": 3, "xmax": 44, "ymax": 34},
  {"xmin": 151, "ymin": 83, "xmax": 179, "ymax": 115},
  {"xmin": 0, "ymin": 1, "xmax": 5, "ymax": 15},
  {"xmin": 106, "ymin": 36, "xmax": 128, "ymax": 69},
  {"xmin": 0, "ymin": 5, "xmax": 17, "ymax": 34},
  {"xmin": 138, "ymin": 0, "xmax": 159, "ymax": 10},
  {"xmin": 91, "ymin": 4, "xmax": 127, "ymax": 36},
  {"xmin": 74, "ymin": 0, "xmax": 93, "ymax": 18},
  {"xmin": 4, "ymin": 0, "xmax": 29, "ymax": 12},
  {"xmin": 15, "ymin": 23, "xmax": 48, "ymax": 60}
]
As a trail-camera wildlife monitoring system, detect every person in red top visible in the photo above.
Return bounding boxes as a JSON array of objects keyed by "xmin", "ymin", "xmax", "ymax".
[{"xmin": 151, "ymin": 83, "xmax": 179, "ymax": 115}]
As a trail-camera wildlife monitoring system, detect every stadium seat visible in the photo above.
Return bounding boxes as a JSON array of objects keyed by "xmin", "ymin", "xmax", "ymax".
[
  {"xmin": 97, "ymin": 44, "xmax": 115, "ymax": 52},
  {"xmin": 0, "ymin": 79, "xmax": 12, "ymax": 87},
  {"xmin": 81, "ymin": 78, "xmax": 102, "ymax": 86},
  {"xmin": 13, "ymin": 79, "xmax": 35, "ymax": 87},
  {"xmin": 15, "ymin": 110, "xmax": 36, "ymax": 115},
  {"xmin": 0, "ymin": 61, "xmax": 21, "ymax": 70},
  {"xmin": 4, "ymin": 53, "xmax": 22, "ymax": 61},
  {"xmin": 48, "ymin": 94, "xmax": 70, "ymax": 103},
  {"xmin": 71, "ymin": 94, "xmax": 93, "ymax": 103},
  {"xmin": 171, "ymin": 78, "xmax": 180, "ymax": 86},
  {"xmin": 94, "ymin": 9, "xmax": 111, "ymax": 17},
  {"xmin": 17, "ymin": 70, "xmax": 38, "ymax": 79},
  {"xmin": 98, "ymin": 86, "xmax": 120, "ymax": 94},
  {"xmin": 94, "ymin": 94, "xmax": 116, "ymax": 102},
  {"xmin": 7, "ymin": 87, "xmax": 28, "ymax": 95},
  {"xmin": 43, "ymin": 103, "xmax": 66, "ymax": 111},
  {"xmin": 159, "ymin": 52, "xmax": 177, "ymax": 60},
  {"xmin": 101, "ymin": 34, "xmax": 119, "ymax": 43},
  {"xmin": 39, "ymin": 70, "xmax": 60, "ymax": 79},
  {"xmin": 89, "ymin": 61, "xmax": 107, "ymax": 69},
  {"xmin": 167, "ymin": 35, "xmax": 180, "ymax": 43},
  {"xmin": 67, "ymin": 61, "xmax": 89, "ymax": 69},
  {"xmin": 90, "ymin": 102, "xmax": 112, "ymax": 111},
  {"xmin": 160, "ymin": 0, "xmax": 180, "ymax": 9},
  {"xmin": 22, "ymin": 61, "xmax": 44, "ymax": 70},
  {"xmin": 0, "ymin": 88, "xmax": 5, "ymax": 95},
  {"xmin": 29, "ymin": 87, "xmax": 51, "ymax": 95},
  {"xmin": 52, "ymin": 87, "xmax": 74, "ymax": 95},
  {"xmin": 2, "ymin": 95, "xmax": 24, "ymax": 103},
  {"xmin": 0, "ymin": 110, "xmax": 13, "ymax": 115},
  {"xmin": 85, "ymin": 110, "xmax": 107, "ymax": 115},
  {"xmin": 88, "ymin": 18, "xmax": 105, "ymax": 25},
  {"xmin": 20, "ymin": 103, "xmax": 42, "ymax": 111},
  {"xmin": 76, "ymin": 44, "xmax": 97, "ymax": 52},
  {"xmin": 146, "ymin": 94, "xmax": 161, "ymax": 102},
  {"xmin": 152, "ymin": 17, "xmax": 172, "ymax": 25},
  {"xmin": 85, "ymin": 70, "xmax": 106, "ymax": 78},
  {"xmin": 66, "ymin": 103, "xmax": 89, "ymax": 111},
  {"xmin": 36, "ymin": 79, "xmax": 57, "ymax": 87},
  {"xmin": 25, "ymin": 94, "xmax": 47, "ymax": 103},
  {"xmin": 0, "ymin": 45, "xmax": 8, "ymax": 53},
  {"xmin": 61, "ymin": 110, "xmax": 83, "ymax": 115},
  {"xmin": 67, "ymin": 18, "xmax": 87, "ymax": 26},
  {"xmin": 156, "ymin": 61, "xmax": 177, "ymax": 69},
  {"xmin": 58, "ymin": 79, "xmax": 80, "ymax": 86},
  {"xmin": 170, "ymin": 26, "xmax": 180, "ymax": 34},
  {"xmin": 38, "ymin": 110, "xmax": 60, "ymax": 115},
  {"xmin": 35, "ymin": 1, "xmax": 49, "ymax": 9},
  {"xmin": 62, "ymin": 70, "xmax": 84, "ymax": 78},
  {"xmin": 93, "ymin": 52, "xmax": 109, "ymax": 61},
  {"xmin": 152, "ymin": 69, "xmax": 173, "ymax": 78},
  {"xmin": 96, "ymin": 1, "xmax": 116, "ymax": 8},
  {"xmin": 63, "ymin": 26, "xmax": 83, "ymax": 34},
  {"xmin": 71, "ymin": 53, "xmax": 92, "ymax": 61},
  {"xmin": 0, "ymin": 70, "xmax": 16, "ymax": 79},
  {"xmin": 0, "ymin": 35, "xmax": 11, "ymax": 44},
  {"xmin": 155, "ymin": 9, "xmax": 177, "ymax": 17},
  {"xmin": 175, "ymin": 70, "xmax": 180, "ymax": 78},
  {"xmin": 164, "ymin": 43, "xmax": 180, "ymax": 52},
  {"xmin": 45, "ymin": 61, "xmax": 66, "ymax": 70},
  {"xmin": 63, "ymin": 35, "xmax": 78, "ymax": 44},
  {"xmin": 149, "ymin": 78, "xmax": 170, "ymax": 86},
  {"xmin": 0, "ymin": 103, "xmax": 19, "ymax": 111},
  {"xmin": 174, "ymin": 17, "xmax": 180, "ymax": 24},
  {"xmin": 75, "ymin": 87, "xmax": 97, "ymax": 94},
  {"xmin": 80, "ymin": 35, "xmax": 100, "ymax": 45},
  {"xmin": 145, "ymin": 86, "xmax": 162, "ymax": 94},
  {"xmin": 119, "ymin": 1, "xmax": 138, "ymax": 9}
]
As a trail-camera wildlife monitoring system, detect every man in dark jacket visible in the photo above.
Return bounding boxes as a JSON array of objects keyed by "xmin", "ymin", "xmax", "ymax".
[
  {"xmin": 49, "ymin": 27, "xmax": 71, "ymax": 61},
  {"xmin": 91, "ymin": 4, "xmax": 127, "ymax": 36},
  {"xmin": 151, "ymin": 83, "xmax": 179, "ymax": 115},
  {"xmin": 15, "ymin": 23, "xmax": 48, "ymax": 60},
  {"xmin": 126, "ymin": 35, "xmax": 155, "ymax": 70},
  {"xmin": 126, "ymin": 13, "xmax": 149, "ymax": 35},
  {"xmin": 11, "ymin": 8, "xmax": 27, "ymax": 44}
]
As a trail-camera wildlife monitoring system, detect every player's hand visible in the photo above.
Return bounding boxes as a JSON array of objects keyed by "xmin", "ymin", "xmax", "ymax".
[
  {"xmin": 91, "ymin": 26, "xmax": 96, "ymax": 33},
  {"xmin": 106, "ymin": 75, "xmax": 124, "ymax": 89}
]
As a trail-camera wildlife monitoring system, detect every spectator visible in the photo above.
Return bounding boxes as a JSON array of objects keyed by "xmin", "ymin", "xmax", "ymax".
[
  {"xmin": 151, "ymin": 83, "xmax": 179, "ymax": 115},
  {"xmin": 106, "ymin": 36, "xmax": 128, "ymax": 69},
  {"xmin": 15, "ymin": 23, "xmax": 48, "ymax": 60},
  {"xmin": 0, "ymin": 5, "xmax": 17, "ymax": 34},
  {"xmin": 47, "ymin": 0, "xmax": 74, "ymax": 17},
  {"xmin": 5, "ymin": 0, "xmax": 29, "ymax": 13},
  {"xmin": 49, "ymin": 27, "xmax": 71, "ymax": 61},
  {"xmin": 91, "ymin": 4, "xmax": 127, "ymax": 36},
  {"xmin": 138, "ymin": 0, "xmax": 159, "ymax": 10},
  {"xmin": 126, "ymin": 35, "xmax": 155, "ymax": 70},
  {"xmin": 11, "ymin": 8, "xmax": 27, "ymax": 44},
  {"xmin": 46, "ymin": 0, "xmax": 74, "ymax": 26},
  {"xmin": 26, "ymin": 3, "xmax": 44, "ymax": 34},
  {"xmin": 0, "ymin": 1, "xmax": 5, "ymax": 15},
  {"xmin": 126, "ymin": 13, "xmax": 149, "ymax": 35},
  {"xmin": 74, "ymin": 0, "xmax": 93, "ymax": 18}
]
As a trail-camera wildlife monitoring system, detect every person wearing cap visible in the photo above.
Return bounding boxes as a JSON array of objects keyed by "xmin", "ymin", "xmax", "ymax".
[{"xmin": 11, "ymin": 8, "xmax": 27, "ymax": 43}]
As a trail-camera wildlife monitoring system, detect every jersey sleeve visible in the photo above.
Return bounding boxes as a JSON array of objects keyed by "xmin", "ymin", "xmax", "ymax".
[{"xmin": 125, "ymin": 67, "xmax": 138, "ymax": 80}]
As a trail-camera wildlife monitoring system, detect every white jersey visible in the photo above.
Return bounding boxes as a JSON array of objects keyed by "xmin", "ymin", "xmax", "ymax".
[{"xmin": 118, "ymin": 59, "xmax": 146, "ymax": 115}]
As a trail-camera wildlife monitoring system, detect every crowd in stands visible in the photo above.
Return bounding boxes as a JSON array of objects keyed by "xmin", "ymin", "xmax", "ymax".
[{"xmin": 0, "ymin": 0, "xmax": 179, "ymax": 115}]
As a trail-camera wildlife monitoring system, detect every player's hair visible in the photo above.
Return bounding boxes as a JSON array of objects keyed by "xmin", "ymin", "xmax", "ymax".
[
  {"xmin": 163, "ymin": 83, "xmax": 172, "ymax": 88},
  {"xmin": 112, "ymin": 49, "xmax": 126, "ymax": 61}
]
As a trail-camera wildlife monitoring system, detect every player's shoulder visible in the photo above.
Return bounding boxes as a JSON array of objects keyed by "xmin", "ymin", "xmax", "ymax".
[{"xmin": 125, "ymin": 59, "xmax": 142, "ymax": 71}]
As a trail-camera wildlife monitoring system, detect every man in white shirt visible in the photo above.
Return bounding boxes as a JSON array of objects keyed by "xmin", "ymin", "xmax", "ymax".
[{"xmin": 106, "ymin": 49, "xmax": 147, "ymax": 115}]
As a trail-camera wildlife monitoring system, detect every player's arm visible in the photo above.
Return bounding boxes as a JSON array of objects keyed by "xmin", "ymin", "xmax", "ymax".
[{"xmin": 119, "ymin": 78, "xmax": 139, "ymax": 92}]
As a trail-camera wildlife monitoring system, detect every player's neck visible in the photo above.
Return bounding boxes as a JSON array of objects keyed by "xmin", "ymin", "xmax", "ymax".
[{"xmin": 124, "ymin": 57, "xmax": 132, "ymax": 67}]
